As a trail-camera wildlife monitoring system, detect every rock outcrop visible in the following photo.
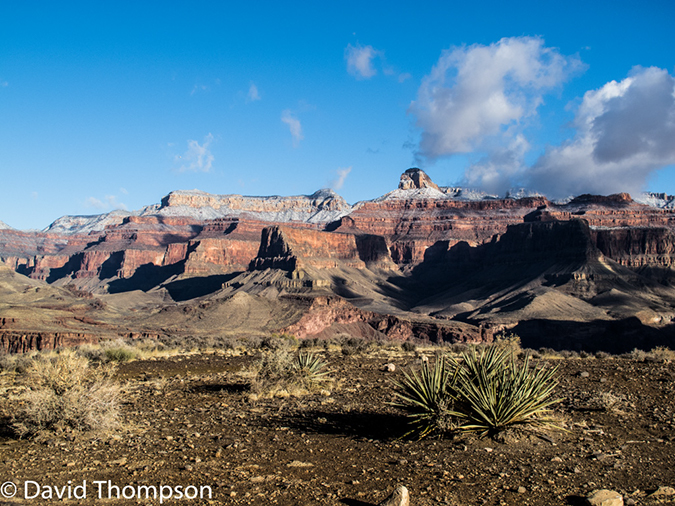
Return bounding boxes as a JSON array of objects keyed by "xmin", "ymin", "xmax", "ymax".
[{"xmin": 398, "ymin": 168, "xmax": 439, "ymax": 190}]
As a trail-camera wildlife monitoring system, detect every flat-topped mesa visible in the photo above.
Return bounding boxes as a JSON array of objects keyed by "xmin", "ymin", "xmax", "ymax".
[
  {"xmin": 249, "ymin": 225, "xmax": 397, "ymax": 274},
  {"xmin": 155, "ymin": 188, "xmax": 352, "ymax": 224},
  {"xmin": 398, "ymin": 168, "xmax": 440, "ymax": 191}
]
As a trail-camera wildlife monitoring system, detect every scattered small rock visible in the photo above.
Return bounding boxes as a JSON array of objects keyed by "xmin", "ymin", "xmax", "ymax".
[
  {"xmin": 649, "ymin": 486, "xmax": 675, "ymax": 500},
  {"xmin": 287, "ymin": 460, "xmax": 314, "ymax": 468},
  {"xmin": 586, "ymin": 489, "xmax": 623, "ymax": 506},
  {"xmin": 382, "ymin": 363, "xmax": 396, "ymax": 372},
  {"xmin": 517, "ymin": 486, "xmax": 527, "ymax": 494},
  {"xmin": 378, "ymin": 485, "xmax": 410, "ymax": 506},
  {"xmin": 579, "ymin": 371, "xmax": 590, "ymax": 378}
]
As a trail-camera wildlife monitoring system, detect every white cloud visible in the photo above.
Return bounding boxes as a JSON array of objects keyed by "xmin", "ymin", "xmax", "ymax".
[
  {"xmin": 85, "ymin": 195, "xmax": 127, "ymax": 211},
  {"xmin": 281, "ymin": 110, "xmax": 303, "ymax": 147},
  {"xmin": 247, "ymin": 82, "xmax": 261, "ymax": 102},
  {"xmin": 409, "ymin": 36, "xmax": 583, "ymax": 160},
  {"xmin": 330, "ymin": 167, "xmax": 352, "ymax": 190},
  {"xmin": 345, "ymin": 44, "xmax": 380, "ymax": 79},
  {"xmin": 527, "ymin": 66, "xmax": 675, "ymax": 198},
  {"xmin": 463, "ymin": 135, "xmax": 530, "ymax": 194},
  {"xmin": 175, "ymin": 133, "xmax": 215, "ymax": 172}
]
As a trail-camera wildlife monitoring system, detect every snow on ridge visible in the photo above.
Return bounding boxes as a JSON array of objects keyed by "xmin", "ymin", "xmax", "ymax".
[
  {"xmin": 44, "ymin": 210, "xmax": 135, "ymax": 235},
  {"xmin": 370, "ymin": 186, "xmax": 544, "ymax": 203},
  {"xmin": 152, "ymin": 188, "xmax": 352, "ymax": 223},
  {"xmin": 634, "ymin": 192, "xmax": 675, "ymax": 209},
  {"xmin": 27, "ymin": 187, "xmax": 675, "ymax": 236},
  {"xmin": 0, "ymin": 220, "xmax": 14, "ymax": 230}
]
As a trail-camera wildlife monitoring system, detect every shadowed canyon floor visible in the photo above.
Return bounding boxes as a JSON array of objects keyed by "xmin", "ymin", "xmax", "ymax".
[{"xmin": 1, "ymin": 349, "xmax": 674, "ymax": 506}]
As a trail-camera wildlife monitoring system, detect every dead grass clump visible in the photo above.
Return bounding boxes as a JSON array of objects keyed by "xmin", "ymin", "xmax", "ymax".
[
  {"xmin": 647, "ymin": 346, "xmax": 675, "ymax": 363},
  {"xmin": 493, "ymin": 332, "xmax": 522, "ymax": 354},
  {"xmin": 598, "ymin": 392, "xmax": 625, "ymax": 412},
  {"xmin": 340, "ymin": 337, "xmax": 374, "ymax": 356},
  {"xmin": 261, "ymin": 333, "xmax": 298, "ymax": 351},
  {"xmin": 621, "ymin": 348, "xmax": 648, "ymax": 361},
  {"xmin": 401, "ymin": 341, "xmax": 417, "ymax": 353},
  {"xmin": 0, "ymin": 351, "xmax": 39, "ymax": 373},
  {"xmin": 13, "ymin": 351, "xmax": 120, "ymax": 437}
]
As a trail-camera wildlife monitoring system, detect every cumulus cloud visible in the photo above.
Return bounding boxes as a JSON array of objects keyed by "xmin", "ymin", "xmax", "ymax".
[
  {"xmin": 410, "ymin": 36, "xmax": 583, "ymax": 162},
  {"xmin": 527, "ymin": 66, "xmax": 675, "ymax": 198},
  {"xmin": 462, "ymin": 135, "xmax": 530, "ymax": 195},
  {"xmin": 345, "ymin": 44, "xmax": 380, "ymax": 79},
  {"xmin": 281, "ymin": 110, "xmax": 303, "ymax": 147},
  {"xmin": 85, "ymin": 195, "xmax": 127, "ymax": 211},
  {"xmin": 330, "ymin": 167, "xmax": 352, "ymax": 190},
  {"xmin": 175, "ymin": 133, "xmax": 215, "ymax": 172},
  {"xmin": 247, "ymin": 82, "xmax": 261, "ymax": 102}
]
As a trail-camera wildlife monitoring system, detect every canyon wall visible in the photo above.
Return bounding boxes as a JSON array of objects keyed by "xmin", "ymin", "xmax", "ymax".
[{"xmin": 3, "ymin": 170, "xmax": 675, "ymax": 291}]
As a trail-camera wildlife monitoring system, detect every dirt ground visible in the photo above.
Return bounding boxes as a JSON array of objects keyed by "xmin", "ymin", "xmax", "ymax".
[{"xmin": 1, "ymin": 348, "xmax": 675, "ymax": 506}]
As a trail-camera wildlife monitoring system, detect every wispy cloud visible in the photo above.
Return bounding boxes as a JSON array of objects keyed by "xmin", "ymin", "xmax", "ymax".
[
  {"xmin": 175, "ymin": 133, "xmax": 215, "ymax": 172},
  {"xmin": 345, "ymin": 44, "xmax": 380, "ymax": 79},
  {"xmin": 85, "ymin": 195, "xmax": 127, "ymax": 211},
  {"xmin": 398, "ymin": 72, "xmax": 412, "ymax": 83},
  {"xmin": 330, "ymin": 167, "xmax": 352, "ymax": 190},
  {"xmin": 281, "ymin": 110, "xmax": 303, "ymax": 147},
  {"xmin": 0, "ymin": 80, "xmax": 7, "ymax": 87},
  {"xmin": 247, "ymin": 82, "xmax": 261, "ymax": 102},
  {"xmin": 190, "ymin": 84, "xmax": 209, "ymax": 95},
  {"xmin": 527, "ymin": 66, "xmax": 675, "ymax": 198}
]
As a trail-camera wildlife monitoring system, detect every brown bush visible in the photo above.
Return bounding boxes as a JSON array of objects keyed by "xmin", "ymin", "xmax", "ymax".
[{"xmin": 13, "ymin": 351, "xmax": 120, "ymax": 437}]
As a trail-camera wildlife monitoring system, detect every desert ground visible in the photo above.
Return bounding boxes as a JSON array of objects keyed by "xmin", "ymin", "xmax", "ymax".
[{"xmin": 1, "ymin": 343, "xmax": 675, "ymax": 506}]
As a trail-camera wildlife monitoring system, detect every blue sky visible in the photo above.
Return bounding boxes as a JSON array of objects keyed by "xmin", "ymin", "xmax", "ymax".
[{"xmin": 1, "ymin": 0, "xmax": 674, "ymax": 230}]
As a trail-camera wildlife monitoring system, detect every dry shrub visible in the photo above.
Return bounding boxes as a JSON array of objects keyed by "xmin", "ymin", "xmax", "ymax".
[
  {"xmin": 249, "ymin": 349, "xmax": 329, "ymax": 397},
  {"xmin": 13, "ymin": 351, "xmax": 120, "ymax": 437},
  {"xmin": 647, "ymin": 346, "xmax": 675, "ymax": 363},
  {"xmin": 0, "ymin": 351, "xmax": 39, "ymax": 373}
]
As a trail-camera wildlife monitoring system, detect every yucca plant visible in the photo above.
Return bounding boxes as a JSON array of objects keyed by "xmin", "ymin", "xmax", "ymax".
[
  {"xmin": 392, "ymin": 346, "xmax": 562, "ymax": 439},
  {"xmin": 293, "ymin": 351, "xmax": 330, "ymax": 388},
  {"xmin": 391, "ymin": 356, "xmax": 460, "ymax": 439},
  {"xmin": 452, "ymin": 346, "xmax": 562, "ymax": 436}
]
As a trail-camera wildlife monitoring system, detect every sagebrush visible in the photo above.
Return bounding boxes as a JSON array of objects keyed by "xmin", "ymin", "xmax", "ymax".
[{"xmin": 13, "ymin": 351, "xmax": 121, "ymax": 437}]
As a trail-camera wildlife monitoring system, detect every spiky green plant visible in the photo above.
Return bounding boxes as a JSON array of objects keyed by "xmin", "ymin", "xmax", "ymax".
[
  {"xmin": 452, "ymin": 346, "xmax": 562, "ymax": 436},
  {"xmin": 392, "ymin": 346, "xmax": 562, "ymax": 439},
  {"xmin": 293, "ymin": 351, "xmax": 330, "ymax": 388},
  {"xmin": 391, "ymin": 356, "xmax": 460, "ymax": 439}
]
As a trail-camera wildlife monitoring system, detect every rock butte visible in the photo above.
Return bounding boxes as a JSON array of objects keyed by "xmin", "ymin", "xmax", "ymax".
[{"xmin": 2, "ymin": 168, "xmax": 675, "ymax": 352}]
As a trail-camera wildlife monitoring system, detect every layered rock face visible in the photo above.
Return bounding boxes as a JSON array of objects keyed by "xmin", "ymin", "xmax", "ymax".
[
  {"xmin": 2, "ymin": 168, "xmax": 675, "ymax": 306},
  {"xmin": 250, "ymin": 226, "xmax": 396, "ymax": 272},
  {"xmin": 154, "ymin": 188, "xmax": 352, "ymax": 223}
]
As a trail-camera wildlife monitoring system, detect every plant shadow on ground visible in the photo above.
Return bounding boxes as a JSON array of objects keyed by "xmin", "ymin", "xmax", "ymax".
[
  {"xmin": 0, "ymin": 415, "xmax": 15, "ymax": 440},
  {"xmin": 283, "ymin": 410, "xmax": 409, "ymax": 441},
  {"xmin": 339, "ymin": 499, "xmax": 376, "ymax": 506},
  {"xmin": 189, "ymin": 382, "xmax": 248, "ymax": 394},
  {"xmin": 565, "ymin": 495, "xmax": 590, "ymax": 505}
]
